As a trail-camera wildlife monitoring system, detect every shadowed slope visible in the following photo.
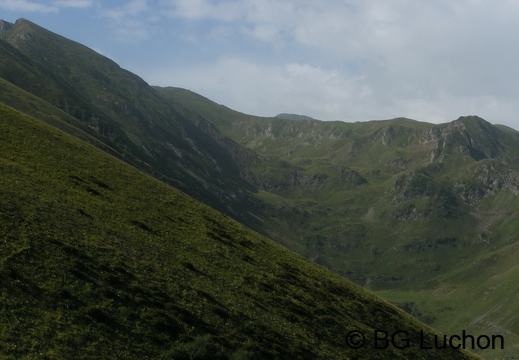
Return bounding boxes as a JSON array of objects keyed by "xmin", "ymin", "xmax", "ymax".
[
  {"xmin": 0, "ymin": 103, "xmax": 478, "ymax": 359},
  {"xmin": 0, "ymin": 18, "xmax": 270, "ymax": 233}
]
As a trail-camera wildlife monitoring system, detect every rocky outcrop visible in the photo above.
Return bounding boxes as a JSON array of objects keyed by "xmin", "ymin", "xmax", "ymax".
[
  {"xmin": 337, "ymin": 165, "xmax": 368, "ymax": 185},
  {"xmin": 455, "ymin": 161, "xmax": 519, "ymax": 204},
  {"xmin": 391, "ymin": 169, "xmax": 461, "ymax": 219},
  {"xmin": 425, "ymin": 116, "xmax": 505, "ymax": 162}
]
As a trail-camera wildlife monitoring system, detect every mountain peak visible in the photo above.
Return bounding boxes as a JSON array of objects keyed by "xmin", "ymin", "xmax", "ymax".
[
  {"xmin": 0, "ymin": 19, "xmax": 13, "ymax": 36},
  {"xmin": 275, "ymin": 113, "xmax": 317, "ymax": 121},
  {"xmin": 0, "ymin": 18, "xmax": 45, "ymax": 45},
  {"xmin": 430, "ymin": 115, "xmax": 505, "ymax": 161},
  {"xmin": 453, "ymin": 115, "xmax": 489, "ymax": 125},
  {"xmin": 451, "ymin": 115, "xmax": 501, "ymax": 136}
]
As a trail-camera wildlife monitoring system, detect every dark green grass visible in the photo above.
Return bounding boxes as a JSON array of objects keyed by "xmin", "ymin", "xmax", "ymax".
[
  {"xmin": 0, "ymin": 19, "xmax": 277, "ymax": 236},
  {"xmin": 0, "ymin": 103, "xmax": 478, "ymax": 359}
]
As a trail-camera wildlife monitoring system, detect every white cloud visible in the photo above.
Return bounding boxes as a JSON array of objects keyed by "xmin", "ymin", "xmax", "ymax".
[
  {"xmin": 149, "ymin": 0, "xmax": 519, "ymax": 127},
  {"xmin": 164, "ymin": 0, "xmax": 244, "ymax": 22},
  {"xmin": 53, "ymin": 0, "xmax": 93, "ymax": 8},
  {"xmin": 0, "ymin": 0, "xmax": 93, "ymax": 12},
  {"xmin": 7, "ymin": 0, "xmax": 519, "ymax": 127},
  {"xmin": 0, "ymin": 0, "xmax": 57, "ymax": 13},
  {"xmin": 140, "ymin": 57, "xmax": 374, "ymax": 120},
  {"xmin": 104, "ymin": 0, "xmax": 148, "ymax": 20},
  {"xmin": 100, "ymin": 0, "xmax": 155, "ymax": 42}
]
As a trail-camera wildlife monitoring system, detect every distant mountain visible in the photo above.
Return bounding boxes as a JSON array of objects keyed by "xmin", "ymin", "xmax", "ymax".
[
  {"xmin": 158, "ymin": 88, "xmax": 519, "ymax": 360},
  {"xmin": 275, "ymin": 113, "xmax": 317, "ymax": 121}
]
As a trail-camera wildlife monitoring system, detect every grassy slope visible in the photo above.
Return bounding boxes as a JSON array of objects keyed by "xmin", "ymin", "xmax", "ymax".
[
  {"xmin": 156, "ymin": 87, "xmax": 519, "ymax": 360},
  {"xmin": 0, "ymin": 103, "xmax": 478, "ymax": 359},
  {"xmin": 0, "ymin": 19, "xmax": 509, "ymax": 358},
  {"xmin": 0, "ymin": 19, "xmax": 271, "ymax": 234}
]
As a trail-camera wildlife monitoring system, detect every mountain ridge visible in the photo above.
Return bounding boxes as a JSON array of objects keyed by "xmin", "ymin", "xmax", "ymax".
[
  {"xmin": 275, "ymin": 113, "xmax": 317, "ymax": 121},
  {"xmin": 0, "ymin": 18, "xmax": 277, "ymax": 234},
  {"xmin": 154, "ymin": 88, "xmax": 519, "ymax": 359},
  {"xmin": 1, "ymin": 18, "xmax": 517, "ymax": 359},
  {"xmin": 0, "ymin": 94, "xmax": 477, "ymax": 358},
  {"xmin": 0, "ymin": 19, "xmax": 13, "ymax": 35}
]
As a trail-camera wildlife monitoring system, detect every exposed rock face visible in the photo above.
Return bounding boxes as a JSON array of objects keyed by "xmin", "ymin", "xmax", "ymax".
[
  {"xmin": 454, "ymin": 161, "xmax": 519, "ymax": 204},
  {"xmin": 337, "ymin": 165, "xmax": 368, "ymax": 185},
  {"xmin": 424, "ymin": 116, "xmax": 505, "ymax": 162}
]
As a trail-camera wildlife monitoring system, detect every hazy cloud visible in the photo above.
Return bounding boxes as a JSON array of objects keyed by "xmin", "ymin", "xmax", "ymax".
[
  {"xmin": 0, "ymin": 0, "xmax": 94, "ymax": 12},
  {"xmin": 145, "ymin": 0, "xmax": 519, "ymax": 127},
  {"xmin": 53, "ymin": 0, "xmax": 94, "ymax": 8},
  {"xmin": 0, "ymin": 0, "xmax": 57, "ymax": 13},
  {"xmin": 141, "ymin": 57, "xmax": 374, "ymax": 120},
  {"xmin": 164, "ymin": 0, "xmax": 245, "ymax": 22},
  {"xmin": 5, "ymin": 0, "xmax": 519, "ymax": 127},
  {"xmin": 100, "ymin": 0, "xmax": 156, "ymax": 42}
]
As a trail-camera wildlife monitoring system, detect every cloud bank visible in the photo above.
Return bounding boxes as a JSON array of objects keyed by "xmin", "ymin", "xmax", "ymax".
[
  {"xmin": 2, "ymin": 0, "xmax": 519, "ymax": 127},
  {"xmin": 149, "ymin": 0, "xmax": 519, "ymax": 126}
]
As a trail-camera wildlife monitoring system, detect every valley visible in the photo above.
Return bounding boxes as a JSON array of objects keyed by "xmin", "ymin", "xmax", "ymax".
[
  {"xmin": 157, "ymin": 88, "xmax": 519, "ymax": 360},
  {"xmin": 1, "ymin": 18, "xmax": 518, "ymax": 359}
]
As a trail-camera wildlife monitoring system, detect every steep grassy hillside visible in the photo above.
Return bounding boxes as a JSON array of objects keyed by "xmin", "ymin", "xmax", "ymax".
[
  {"xmin": 0, "ymin": 18, "xmax": 287, "ymax": 234},
  {"xmin": 0, "ymin": 103, "xmax": 478, "ymax": 359}
]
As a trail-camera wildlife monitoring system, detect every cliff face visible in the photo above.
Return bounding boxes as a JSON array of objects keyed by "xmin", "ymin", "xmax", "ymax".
[{"xmin": 425, "ymin": 116, "xmax": 506, "ymax": 162}]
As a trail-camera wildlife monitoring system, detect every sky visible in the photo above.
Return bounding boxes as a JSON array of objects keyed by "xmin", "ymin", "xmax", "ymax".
[{"xmin": 1, "ymin": 0, "xmax": 519, "ymax": 128}]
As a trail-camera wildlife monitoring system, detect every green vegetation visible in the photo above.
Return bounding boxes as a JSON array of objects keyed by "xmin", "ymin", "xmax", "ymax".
[
  {"xmin": 156, "ymin": 87, "xmax": 519, "ymax": 360},
  {"xmin": 0, "ymin": 104, "xmax": 477, "ymax": 358},
  {"xmin": 1, "ymin": 18, "xmax": 517, "ymax": 359},
  {"xmin": 0, "ymin": 18, "xmax": 271, "ymax": 234}
]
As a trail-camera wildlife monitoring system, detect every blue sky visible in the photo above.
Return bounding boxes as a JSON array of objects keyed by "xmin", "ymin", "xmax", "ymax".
[{"xmin": 2, "ymin": 0, "xmax": 519, "ymax": 129}]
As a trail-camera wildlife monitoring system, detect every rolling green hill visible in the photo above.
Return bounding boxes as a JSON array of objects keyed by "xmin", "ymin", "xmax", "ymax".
[{"xmin": 0, "ymin": 103, "xmax": 478, "ymax": 359}]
